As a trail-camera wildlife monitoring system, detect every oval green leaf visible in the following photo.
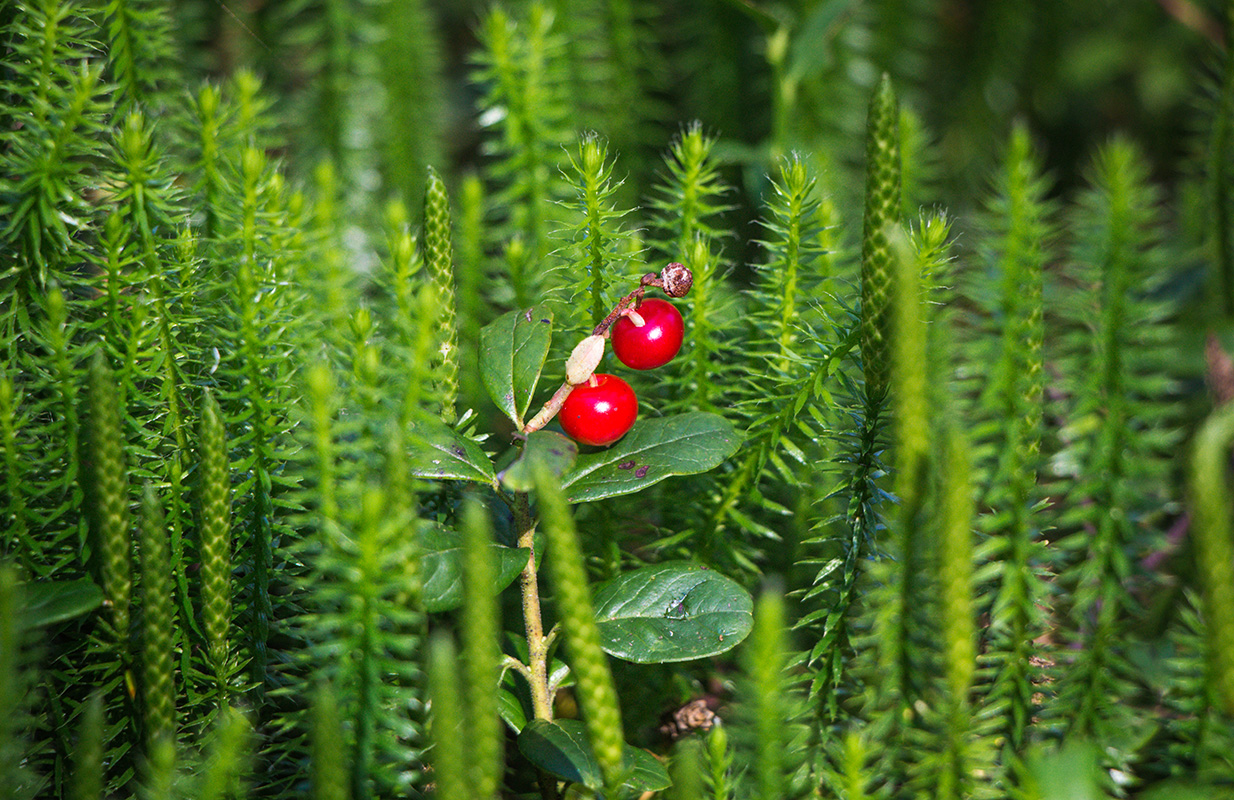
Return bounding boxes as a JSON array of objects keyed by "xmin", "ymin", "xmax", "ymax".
[
  {"xmin": 480, "ymin": 304, "xmax": 554, "ymax": 427},
  {"xmin": 406, "ymin": 413, "xmax": 496, "ymax": 486},
  {"xmin": 418, "ymin": 524, "xmax": 529, "ymax": 612},
  {"xmin": 560, "ymin": 412, "xmax": 741, "ymax": 503},
  {"xmin": 516, "ymin": 719, "xmax": 669, "ymax": 795},
  {"xmin": 23, "ymin": 578, "xmax": 104, "ymax": 628},
  {"xmin": 592, "ymin": 562, "xmax": 753, "ymax": 663},
  {"xmin": 500, "ymin": 430, "xmax": 578, "ymax": 492}
]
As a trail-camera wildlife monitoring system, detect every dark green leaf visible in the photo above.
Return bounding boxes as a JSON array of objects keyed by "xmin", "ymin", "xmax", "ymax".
[
  {"xmin": 418, "ymin": 525, "xmax": 528, "ymax": 612},
  {"xmin": 500, "ymin": 430, "xmax": 578, "ymax": 491},
  {"xmin": 23, "ymin": 578, "xmax": 104, "ymax": 628},
  {"xmin": 592, "ymin": 562, "xmax": 753, "ymax": 663},
  {"xmin": 516, "ymin": 719, "xmax": 669, "ymax": 794},
  {"xmin": 407, "ymin": 413, "xmax": 496, "ymax": 485},
  {"xmin": 560, "ymin": 412, "xmax": 741, "ymax": 503},
  {"xmin": 480, "ymin": 305, "xmax": 554, "ymax": 427},
  {"xmin": 498, "ymin": 670, "xmax": 531, "ymax": 732}
]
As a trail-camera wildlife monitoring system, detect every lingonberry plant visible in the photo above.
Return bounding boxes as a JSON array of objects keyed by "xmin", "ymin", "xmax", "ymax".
[{"xmin": 5, "ymin": 2, "xmax": 1234, "ymax": 800}]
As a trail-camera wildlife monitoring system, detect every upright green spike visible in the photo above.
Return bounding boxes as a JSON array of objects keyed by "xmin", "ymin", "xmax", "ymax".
[
  {"xmin": 311, "ymin": 681, "xmax": 350, "ymax": 800},
  {"xmin": 1189, "ymin": 402, "xmax": 1234, "ymax": 716},
  {"xmin": 456, "ymin": 174, "xmax": 487, "ymax": 408},
  {"xmin": 937, "ymin": 429, "xmax": 976, "ymax": 800},
  {"xmin": 427, "ymin": 634, "xmax": 467, "ymax": 800},
  {"xmin": 376, "ymin": 0, "xmax": 446, "ymax": 214},
  {"xmin": 859, "ymin": 74, "xmax": 903, "ymax": 401},
  {"xmin": 461, "ymin": 501, "xmax": 502, "ymax": 799},
  {"xmin": 668, "ymin": 738, "xmax": 704, "ymax": 800},
  {"xmin": 139, "ymin": 483, "xmax": 176, "ymax": 752},
  {"xmin": 423, "ymin": 167, "xmax": 459, "ymax": 423},
  {"xmin": 197, "ymin": 390, "xmax": 233, "ymax": 700},
  {"xmin": 69, "ymin": 693, "xmax": 104, "ymax": 800},
  {"xmin": 840, "ymin": 731, "xmax": 872, "ymax": 800},
  {"xmin": 568, "ymin": 133, "xmax": 622, "ymax": 327},
  {"xmin": 85, "ymin": 350, "xmax": 132, "ymax": 645},
  {"xmin": 196, "ymin": 707, "xmax": 252, "ymax": 800},
  {"xmin": 984, "ymin": 123, "xmax": 1053, "ymax": 752},
  {"xmin": 0, "ymin": 567, "xmax": 34, "ymax": 797},
  {"xmin": 307, "ymin": 363, "xmax": 339, "ymax": 529},
  {"xmin": 889, "ymin": 227, "xmax": 928, "ymax": 514},
  {"xmin": 744, "ymin": 587, "xmax": 789, "ymax": 800},
  {"xmin": 534, "ymin": 463, "xmax": 626, "ymax": 795},
  {"xmin": 0, "ymin": 376, "xmax": 28, "ymax": 555}
]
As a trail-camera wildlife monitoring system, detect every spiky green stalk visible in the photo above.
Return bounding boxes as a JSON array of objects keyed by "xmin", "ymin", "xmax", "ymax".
[
  {"xmin": 474, "ymin": 4, "xmax": 570, "ymax": 272},
  {"xmin": 197, "ymin": 390, "xmax": 232, "ymax": 699},
  {"xmin": 890, "ymin": 227, "xmax": 928, "ymax": 515},
  {"xmin": 45, "ymin": 288, "xmax": 81, "ymax": 482},
  {"xmin": 872, "ymin": 227, "xmax": 931, "ymax": 724},
  {"xmin": 307, "ymin": 364, "xmax": 339, "ymax": 528},
  {"xmin": 423, "ymin": 167, "xmax": 459, "ymax": 424},
  {"xmin": 705, "ymin": 722, "xmax": 733, "ymax": 800},
  {"xmin": 312, "ymin": 682, "xmax": 350, "ymax": 800},
  {"xmin": 85, "ymin": 350, "xmax": 132, "ymax": 645},
  {"xmin": 428, "ymin": 634, "xmax": 468, "ymax": 800},
  {"xmin": 983, "ymin": 123, "xmax": 1052, "ymax": 751},
  {"xmin": 102, "ymin": 0, "xmax": 173, "ymax": 107},
  {"xmin": 744, "ymin": 587, "xmax": 789, "ymax": 800},
  {"xmin": 534, "ymin": 463, "xmax": 626, "ymax": 795},
  {"xmin": 1188, "ymin": 402, "xmax": 1234, "ymax": 716},
  {"xmin": 859, "ymin": 73, "xmax": 902, "ymax": 401},
  {"xmin": 936, "ymin": 430, "xmax": 976, "ymax": 800},
  {"xmin": 456, "ymin": 173, "xmax": 487, "ymax": 408},
  {"xmin": 840, "ymin": 731, "xmax": 872, "ymax": 800},
  {"xmin": 69, "ymin": 693, "xmax": 104, "ymax": 800},
  {"xmin": 1061, "ymin": 138, "xmax": 1157, "ymax": 737},
  {"xmin": 235, "ymin": 146, "xmax": 278, "ymax": 690},
  {"xmin": 350, "ymin": 489, "xmax": 386, "ymax": 800},
  {"xmin": 461, "ymin": 501, "xmax": 502, "ymax": 799},
  {"xmin": 650, "ymin": 123, "xmax": 730, "ymax": 258},
  {"xmin": 376, "ymin": 0, "xmax": 446, "ymax": 213},
  {"xmin": 761, "ymin": 156, "xmax": 817, "ymax": 373},
  {"xmin": 196, "ymin": 708, "xmax": 252, "ymax": 800},
  {"xmin": 0, "ymin": 566, "xmax": 34, "ymax": 797},
  {"xmin": 139, "ymin": 484, "xmax": 176, "ymax": 752},
  {"xmin": 684, "ymin": 236, "xmax": 722, "ymax": 413},
  {"xmin": 669, "ymin": 738, "xmax": 704, "ymax": 800},
  {"xmin": 193, "ymin": 83, "xmax": 224, "ymax": 240},
  {"xmin": 0, "ymin": 377, "xmax": 28, "ymax": 556},
  {"xmin": 567, "ymin": 134, "xmax": 625, "ymax": 326}
]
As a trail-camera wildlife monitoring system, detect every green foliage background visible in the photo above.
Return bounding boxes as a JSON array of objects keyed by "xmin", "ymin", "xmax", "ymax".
[{"xmin": 4, "ymin": 0, "xmax": 1234, "ymax": 798}]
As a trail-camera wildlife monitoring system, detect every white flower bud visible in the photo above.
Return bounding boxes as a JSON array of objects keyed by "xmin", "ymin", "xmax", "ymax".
[{"xmin": 566, "ymin": 334, "xmax": 606, "ymax": 385}]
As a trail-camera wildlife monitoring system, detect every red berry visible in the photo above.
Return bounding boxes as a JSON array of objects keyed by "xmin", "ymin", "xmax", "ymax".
[
  {"xmin": 612, "ymin": 298, "xmax": 684, "ymax": 370},
  {"xmin": 559, "ymin": 373, "xmax": 638, "ymax": 446}
]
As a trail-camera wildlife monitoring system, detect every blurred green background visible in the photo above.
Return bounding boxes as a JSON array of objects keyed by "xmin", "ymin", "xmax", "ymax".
[{"xmin": 164, "ymin": 0, "xmax": 1222, "ymax": 218}]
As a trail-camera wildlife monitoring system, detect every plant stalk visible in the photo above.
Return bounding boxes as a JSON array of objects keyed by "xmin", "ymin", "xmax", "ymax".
[
  {"xmin": 513, "ymin": 493, "xmax": 560, "ymax": 800},
  {"xmin": 515, "ymin": 493, "xmax": 553, "ymax": 722}
]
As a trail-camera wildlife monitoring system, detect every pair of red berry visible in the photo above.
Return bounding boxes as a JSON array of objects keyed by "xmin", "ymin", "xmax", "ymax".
[{"xmin": 559, "ymin": 299, "xmax": 684, "ymax": 447}]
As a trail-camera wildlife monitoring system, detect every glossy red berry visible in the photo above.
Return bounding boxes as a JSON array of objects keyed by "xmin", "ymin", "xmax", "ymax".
[
  {"xmin": 611, "ymin": 298, "xmax": 684, "ymax": 370},
  {"xmin": 559, "ymin": 373, "xmax": 638, "ymax": 446}
]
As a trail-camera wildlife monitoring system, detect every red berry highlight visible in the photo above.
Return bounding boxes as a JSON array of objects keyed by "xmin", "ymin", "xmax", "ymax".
[
  {"xmin": 612, "ymin": 298, "xmax": 684, "ymax": 370},
  {"xmin": 559, "ymin": 373, "xmax": 638, "ymax": 446}
]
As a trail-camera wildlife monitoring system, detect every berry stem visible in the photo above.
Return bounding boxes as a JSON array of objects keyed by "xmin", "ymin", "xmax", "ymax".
[{"xmin": 523, "ymin": 382, "xmax": 576, "ymax": 434}]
